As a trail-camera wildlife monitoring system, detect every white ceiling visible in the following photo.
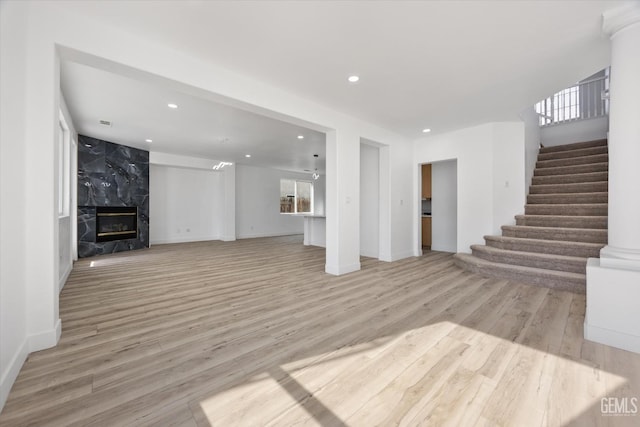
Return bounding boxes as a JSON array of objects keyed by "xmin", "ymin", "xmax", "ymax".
[
  {"xmin": 61, "ymin": 61, "xmax": 327, "ymax": 173},
  {"xmin": 59, "ymin": 0, "xmax": 630, "ymax": 165}
]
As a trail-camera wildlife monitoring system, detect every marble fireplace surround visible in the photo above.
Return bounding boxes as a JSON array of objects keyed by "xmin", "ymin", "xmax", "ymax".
[{"xmin": 77, "ymin": 135, "xmax": 149, "ymax": 258}]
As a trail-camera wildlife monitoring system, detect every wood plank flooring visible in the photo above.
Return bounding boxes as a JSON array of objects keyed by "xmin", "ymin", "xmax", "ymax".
[{"xmin": 1, "ymin": 235, "xmax": 639, "ymax": 426}]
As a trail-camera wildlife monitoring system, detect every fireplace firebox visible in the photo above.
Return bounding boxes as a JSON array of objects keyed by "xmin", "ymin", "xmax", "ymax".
[{"xmin": 96, "ymin": 206, "xmax": 138, "ymax": 242}]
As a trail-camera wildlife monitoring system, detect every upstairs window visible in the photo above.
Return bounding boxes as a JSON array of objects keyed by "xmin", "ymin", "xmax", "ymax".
[{"xmin": 280, "ymin": 179, "xmax": 313, "ymax": 214}]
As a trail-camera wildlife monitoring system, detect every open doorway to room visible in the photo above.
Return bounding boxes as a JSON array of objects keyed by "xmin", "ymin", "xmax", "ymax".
[{"xmin": 420, "ymin": 159, "xmax": 457, "ymax": 252}]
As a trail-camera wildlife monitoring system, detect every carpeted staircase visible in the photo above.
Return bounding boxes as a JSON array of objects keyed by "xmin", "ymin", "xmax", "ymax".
[{"xmin": 454, "ymin": 139, "xmax": 608, "ymax": 293}]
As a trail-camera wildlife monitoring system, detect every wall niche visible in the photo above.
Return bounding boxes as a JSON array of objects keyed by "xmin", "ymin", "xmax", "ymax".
[{"xmin": 77, "ymin": 135, "xmax": 149, "ymax": 258}]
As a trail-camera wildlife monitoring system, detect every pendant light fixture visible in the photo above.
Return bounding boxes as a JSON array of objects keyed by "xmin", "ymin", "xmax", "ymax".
[{"xmin": 312, "ymin": 154, "xmax": 320, "ymax": 180}]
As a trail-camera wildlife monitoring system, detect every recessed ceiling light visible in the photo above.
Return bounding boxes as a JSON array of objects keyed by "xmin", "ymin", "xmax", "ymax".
[
  {"xmin": 348, "ymin": 75, "xmax": 360, "ymax": 83},
  {"xmin": 297, "ymin": 135, "xmax": 304, "ymax": 140},
  {"xmin": 245, "ymin": 154, "xmax": 251, "ymax": 158},
  {"xmin": 422, "ymin": 128, "xmax": 432, "ymax": 133},
  {"xmin": 145, "ymin": 139, "xmax": 153, "ymax": 143},
  {"xmin": 167, "ymin": 103, "xmax": 178, "ymax": 109}
]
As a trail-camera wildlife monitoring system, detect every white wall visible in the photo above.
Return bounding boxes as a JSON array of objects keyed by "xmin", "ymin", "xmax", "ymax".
[
  {"xmin": 236, "ymin": 164, "xmax": 326, "ymax": 239},
  {"xmin": 521, "ymin": 106, "xmax": 541, "ymax": 194},
  {"xmin": 360, "ymin": 143, "xmax": 380, "ymax": 258},
  {"xmin": 431, "ymin": 160, "xmax": 457, "ymax": 252},
  {"xmin": 0, "ymin": 2, "xmax": 411, "ymax": 411},
  {"xmin": 492, "ymin": 123, "xmax": 526, "ymax": 231},
  {"xmin": 0, "ymin": 1, "xmax": 29, "ymax": 410},
  {"xmin": 541, "ymin": 116, "xmax": 608, "ymax": 147},
  {"xmin": 414, "ymin": 122, "xmax": 526, "ymax": 255},
  {"xmin": 150, "ymin": 165, "xmax": 224, "ymax": 244}
]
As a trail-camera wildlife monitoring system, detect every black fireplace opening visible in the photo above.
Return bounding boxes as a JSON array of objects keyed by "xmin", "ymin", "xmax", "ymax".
[{"xmin": 96, "ymin": 206, "xmax": 138, "ymax": 242}]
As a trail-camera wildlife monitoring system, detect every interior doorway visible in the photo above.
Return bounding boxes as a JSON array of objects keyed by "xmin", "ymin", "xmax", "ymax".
[{"xmin": 421, "ymin": 159, "xmax": 457, "ymax": 252}]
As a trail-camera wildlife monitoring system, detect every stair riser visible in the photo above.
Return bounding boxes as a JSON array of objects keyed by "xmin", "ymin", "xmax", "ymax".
[
  {"xmin": 527, "ymin": 193, "xmax": 608, "ymax": 204},
  {"xmin": 453, "ymin": 256, "xmax": 585, "ymax": 293},
  {"xmin": 537, "ymin": 146, "xmax": 608, "ymax": 161},
  {"xmin": 539, "ymin": 139, "xmax": 607, "ymax": 154},
  {"xmin": 524, "ymin": 205, "xmax": 608, "ymax": 216},
  {"xmin": 471, "ymin": 248, "xmax": 586, "ymax": 274},
  {"xmin": 532, "ymin": 172, "xmax": 608, "ymax": 185},
  {"xmin": 485, "ymin": 239, "xmax": 602, "ymax": 258},
  {"xmin": 537, "ymin": 153, "xmax": 608, "ymax": 169},
  {"xmin": 515, "ymin": 216, "xmax": 607, "ymax": 229},
  {"xmin": 534, "ymin": 163, "xmax": 608, "ymax": 176},
  {"xmin": 502, "ymin": 229, "xmax": 607, "ymax": 244},
  {"xmin": 529, "ymin": 182, "xmax": 608, "ymax": 194}
]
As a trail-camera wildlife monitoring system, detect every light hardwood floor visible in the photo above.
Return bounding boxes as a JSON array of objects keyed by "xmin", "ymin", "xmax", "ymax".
[{"xmin": 1, "ymin": 235, "xmax": 639, "ymax": 426}]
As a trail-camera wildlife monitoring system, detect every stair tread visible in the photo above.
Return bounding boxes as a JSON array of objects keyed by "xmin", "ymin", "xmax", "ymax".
[
  {"xmin": 533, "ymin": 162, "xmax": 608, "ymax": 176},
  {"xmin": 537, "ymin": 146, "xmax": 607, "ymax": 161},
  {"xmin": 529, "ymin": 181, "xmax": 608, "ymax": 191},
  {"xmin": 455, "ymin": 253, "xmax": 585, "ymax": 278},
  {"xmin": 484, "ymin": 235, "xmax": 604, "ymax": 248},
  {"xmin": 514, "ymin": 214, "xmax": 608, "ymax": 219},
  {"xmin": 502, "ymin": 225, "xmax": 607, "ymax": 233},
  {"xmin": 454, "ymin": 254, "xmax": 586, "ymax": 294},
  {"xmin": 539, "ymin": 139, "xmax": 607, "ymax": 154},
  {"xmin": 525, "ymin": 203, "xmax": 607, "ymax": 207},
  {"xmin": 471, "ymin": 244, "xmax": 588, "ymax": 263},
  {"xmin": 537, "ymin": 152, "xmax": 608, "ymax": 165},
  {"xmin": 532, "ymin": 171, "xmax": 608, "ymax": 182}
]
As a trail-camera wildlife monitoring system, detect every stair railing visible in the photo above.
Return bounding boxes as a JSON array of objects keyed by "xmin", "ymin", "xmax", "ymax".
[{"xmin": 535, "ymin": 68, "xmax": 609, "ymax": 127}]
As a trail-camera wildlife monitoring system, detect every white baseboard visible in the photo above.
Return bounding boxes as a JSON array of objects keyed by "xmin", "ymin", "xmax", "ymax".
[
  {"xmin": 150, "ymin": 235, "xmax": 220, "ymax": 245},
  {"xmin": 325, "ymin": 262, "xmax": 361, "ymax": 276},
  {"xmin": 221, "ymin": 235, "xmax": 236, "ymax": 242},
  {"xmin": 0, "ymin": 338, "xmax": 28, "ymax": 413},
  {"xmin": 359, "ymin": 249, "xmax": 379, "ymax": 259},
  {"xmin": 28, "ymin": 318, "xmax": 61, "ymax": 353},
  {"xmin": 389, "ymin": 250, "xmax": 415, "ymax": 262},
  {"xmin": 237, "ymin": 232, "xmax": 302, "ymax": 239},
  {"xmin": 584, "ymin": 321, "xmax": 640, "ymax": 354}
]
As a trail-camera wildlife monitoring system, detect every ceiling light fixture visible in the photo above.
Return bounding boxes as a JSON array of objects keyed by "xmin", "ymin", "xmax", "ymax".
[
  {"xmin": 145, "ymin": 139, "xmax": 153, "ymax": 143},
  {"xmin": 167, "ymin": 103, "xmax": 178, "ymax": 109},
  {"xmin": 245, "ymin": 154, "xmax": 251, "ymax": 158},
  {"xmin": 348, "ymin": 75, "xmax": 360, "ymax": 83},
  {"xmin": 212, "ymin": 161, "xmax": 233, "ymax": 170},
  {"xmin": 422, "ymin": 128, "xmax": 431, "ymax": 133},
  {"xmin": 297, "ymin": 135, "xmax": 304, "ymax": 140}
]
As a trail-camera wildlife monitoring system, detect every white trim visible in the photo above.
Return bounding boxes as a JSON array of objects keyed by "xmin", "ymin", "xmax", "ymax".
[
  {"xmin": 389, "ymin": 250, "xmax": 415, "ymax": 262},
  {"xmin": 221, "ymin": 236, "xmax": 237, "ymax": 242},
  {"xmin": 28, "ymin": 318, "xmax": 61, "ymax": 353},
  {"xmin": 150, "ymin": 235, "xmax": 221, "ymax": 245},
  {"xmin": 236, "ymin": 231, "xmax": 302, "ymax": 240},
  {"xmin": 325, "ymin": 262, "xmax": 361, "ymax": 276},
  {"xmin": 584, "ymin": 321, "xmax": 640, "ymax": 354},
  {"xmin": 359, "ymin": 249, "xmax": 379, "ymax": 259},
  {"xmin": 0, "ymin": 338, "xmax": 28, "ymax": 412}
]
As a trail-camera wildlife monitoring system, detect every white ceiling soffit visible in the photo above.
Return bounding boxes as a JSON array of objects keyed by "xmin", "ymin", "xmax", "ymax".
[
  {"xmin": 61, "ymin": 61, "xmax": 327, "ymax": 174},
  {"xmin": 57, "ymin": 0, "xmax": 631, "ymax": 137}
]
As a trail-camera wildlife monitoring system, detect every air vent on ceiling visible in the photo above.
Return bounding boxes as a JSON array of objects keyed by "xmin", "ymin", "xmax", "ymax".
[{"xmin": 99, "ymin": 120, "xmax": 112, "ymax": 127}]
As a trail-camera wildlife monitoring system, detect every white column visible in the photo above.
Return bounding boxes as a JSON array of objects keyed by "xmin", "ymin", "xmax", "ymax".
[
  {"xmin": 600, "ymin": 4, "xmax": 640, "ymax": 264},
  {"xmin": 325, "ymin": 129, "xmax": 361, "ymax": 275},
  {"xmin": 221, "ymin": 164, "xmax": 236, "ymax": 241},
  {"xmin": 585, "ymin": 4, "xmax": 640, "ymax": 354}
]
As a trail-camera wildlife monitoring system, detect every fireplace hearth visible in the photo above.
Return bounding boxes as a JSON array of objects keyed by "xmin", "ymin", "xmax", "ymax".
[{"xmin": 96, "ymin": 206, "xmax": 138, "ymax": 242}]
